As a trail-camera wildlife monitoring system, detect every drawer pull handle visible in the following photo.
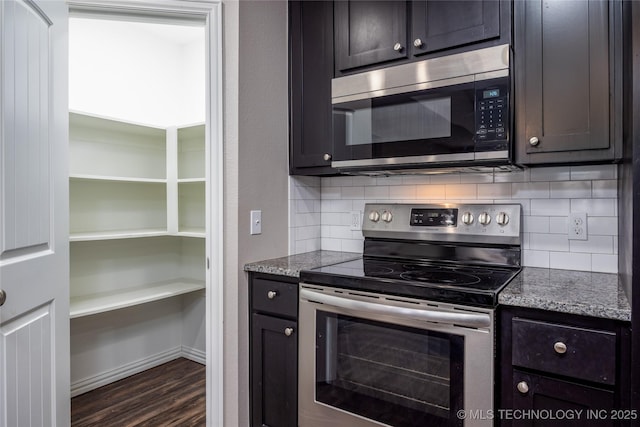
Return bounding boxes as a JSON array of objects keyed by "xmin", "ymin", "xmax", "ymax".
[
  {"xmin": 517, "ymin": 381, "xmax": 529, "ymax": 394},
  {"xmin": 267, "ymin": 290, "xmax": 278, "ymax": 299},
  {"xmin": 554, "ymin": 341, "xmax": 567, "ymax": 354},
  {"xmin": 284, "ymin": 327, "xmax": 294, "ymax": 337}
]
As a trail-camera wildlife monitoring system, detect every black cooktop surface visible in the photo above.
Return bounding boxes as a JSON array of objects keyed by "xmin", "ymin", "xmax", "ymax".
[{"xmin": 300, "ymin": 257, "xmax": 521, "ymax": 307}]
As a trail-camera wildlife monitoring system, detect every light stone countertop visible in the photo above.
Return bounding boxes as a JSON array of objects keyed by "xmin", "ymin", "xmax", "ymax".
[
  {"xmin": 499, "ymin": 267, "xmax": 631, "ymax": 322},
  {"xmin": 243, "ymin": 251, "xmax": 631, "ymax": 322},
  {"xmin": 243, "ymin": 250, "xmax": 361, "ymax": 278}
]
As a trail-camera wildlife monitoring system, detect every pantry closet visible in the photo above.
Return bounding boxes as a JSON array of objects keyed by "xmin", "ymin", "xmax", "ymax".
[{"xmin": 68, "ymin": 16, "xmax": 207, "ymax": 397}]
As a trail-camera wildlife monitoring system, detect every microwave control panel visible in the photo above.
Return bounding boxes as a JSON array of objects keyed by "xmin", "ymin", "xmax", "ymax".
[{"xmin": 475, "ymin": 78, "xmax": 509, "ymax": 145}]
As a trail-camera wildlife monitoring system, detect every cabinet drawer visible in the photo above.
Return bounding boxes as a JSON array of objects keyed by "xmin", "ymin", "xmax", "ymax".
[
  {"xmin": 512, "ymin": 318, "xmax": 616, "ymax": 385},
  {"xmin": 252, "ymin": 278, "xmax": 298, "ymax": 318}
]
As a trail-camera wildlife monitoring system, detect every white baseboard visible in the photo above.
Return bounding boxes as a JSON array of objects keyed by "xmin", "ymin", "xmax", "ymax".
[
  {"xmin": 181, "ymin": 345, "xmax": 206, "ymax": 364},
  {"xmin": 70, "ymin": 346, "xmax": 182, "ymax": 397}
]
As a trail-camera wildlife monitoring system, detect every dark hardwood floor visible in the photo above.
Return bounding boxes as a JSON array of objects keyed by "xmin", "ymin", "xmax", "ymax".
[{"xmin": 71, "ymin": 358, "xmax": 205, "ymax": 427}]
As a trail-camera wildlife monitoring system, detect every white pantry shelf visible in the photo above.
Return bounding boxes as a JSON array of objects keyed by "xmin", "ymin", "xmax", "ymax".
[
  {"xmin": 70, "ymin": 174, "xmax": 167, "ymax": 184},
  {"xmin": 177, "ymin": 178, "xmax": 206, "ymax": 183},
  {"xmin": 175, "ymin": 228, "xmax": 206, "ymax": 238},
  {"xmin": 70, "ymin": 229, "xmax": 168, "ymax": 242},
  {"xmin": 70, "ymin": 279, "xmax": 205, "ymax": 319}
]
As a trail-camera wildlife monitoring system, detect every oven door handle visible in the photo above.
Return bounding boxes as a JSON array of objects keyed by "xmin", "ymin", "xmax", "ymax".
[{"xmin": 300, "ymin": 288, "xmax": 490, "ymax": 328}]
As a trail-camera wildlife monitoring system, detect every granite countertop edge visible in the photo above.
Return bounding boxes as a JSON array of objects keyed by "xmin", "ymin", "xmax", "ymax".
[
  {"xmin": 244, "ymin": 251, "xmax": 631, "ymax": 322},
  {"xmin": 243, "ymin": 250, "xmax": 361, "ymax": 278},
  {"xmin": 499, "ymin": 267, "xmax": 631, "ymax": 322}
]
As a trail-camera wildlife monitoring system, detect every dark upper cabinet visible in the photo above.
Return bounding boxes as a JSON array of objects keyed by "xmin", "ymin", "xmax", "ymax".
[
  {"xmin": 289, "ymin": 1, "xmax": 336, "ymax": 176},
  {"xmin": 334, "ymin": 1, "xmax": 408, "ymax": 73},
  {"xmin": 411, "ymin": 1, "xmax": 500, "ymax": 56},
  {"xmin": 334, "ymin": 0, "xmax": 509, "ymax": 75},
  {"xmin": 515, "ymin": 0, "xmax": 623, "ymax": 165}
]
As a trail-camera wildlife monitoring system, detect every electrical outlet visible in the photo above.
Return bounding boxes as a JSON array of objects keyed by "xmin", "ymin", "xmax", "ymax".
[
  {"xmin": 350, "ymin": 210, "xmax": 362, "ymax": 231},
  {"xmin": 568, "ymin": 212, "xmax": 587, "ymax": 240}
]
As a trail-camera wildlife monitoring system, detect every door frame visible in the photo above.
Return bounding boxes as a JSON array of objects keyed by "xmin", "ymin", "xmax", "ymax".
[{"xmin": 65, "ymin": 1, "xmax": 224, "ymax": 426}]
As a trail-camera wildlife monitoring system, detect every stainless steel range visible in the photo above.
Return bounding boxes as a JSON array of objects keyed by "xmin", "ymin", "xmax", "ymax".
[{"xmin": 298, "ymin": 203, "xmax": 521, "ymax": 427}]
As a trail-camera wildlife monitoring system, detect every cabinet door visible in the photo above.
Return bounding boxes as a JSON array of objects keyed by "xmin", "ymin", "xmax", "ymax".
[
  {"xmin": 511, "ymin": 370, "xmax": 615, "ymax": 427},
  {"xmin": 289, "ymin": 0, "xmax": 335, "ymax": 176},
  {"xmin": 515, "ymin": 0, "xmax": 619, "ymax": 164},
  {"xmin": 334, "ymin": 0, "xmax": 408, "ymax": 73},
  {"xmin": 251, "ymin": 314, "xmax": 297, "ymax": 427},
  {"xmin": 411, "ymin": 0, "xmax": 500, "ymax": 56}
]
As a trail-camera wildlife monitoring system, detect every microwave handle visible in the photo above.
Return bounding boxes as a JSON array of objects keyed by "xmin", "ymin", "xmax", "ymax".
[{"xmin": 300, "ymin": 288, "xmax": 490, "ymax": 328}]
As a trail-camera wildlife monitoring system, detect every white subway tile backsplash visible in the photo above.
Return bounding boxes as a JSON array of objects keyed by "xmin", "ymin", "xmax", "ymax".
[
  {"xmin": 445, "ymin": 184, "xmax": 477, "ymax": 199},
  {"xmin": 365, "ymin": 186, "xmax": 390, "ymax": 199},
  {"xmin": 570, "ymin": 164, "xmax": 617, "ymax": 181},
  {"xmin": 588, "ymin": 216, "xmax": 618, "ymax": 236},
  {"xmin": 549, "ymin": 251, "xmax": 592, "ymax": 271},
  {"xmin": 342, "ymin": 239, "xmax": 364, "ymax": 253},
  {"xmin": 592, "ymin": 180, "xmax": 617, "ymax": 198},
  {"xmin": 341, "ymin": 186, "xmax": 365, "ymax": 199},
  {"xmin": 494, "ymin": 169, "xmax": 528, "ymax": 182},
  {"xmin": 321, "ymin": 186, "xmax": 341, "ymax": 200},
  {"xmin": 523, "ymin": 216, "xmax": 550, "ymax": 233},
  {"xmin": 289, "ymin": 164, "xmax": 619, "ymax": 273},
  {"xmin": 530, "ymin": 166, "xmax": 571, "ymax": 182},
  {"xmin": 320, "ymin": 237, "xmax": 342, "ymax": 251},
  {"xmin": 416, "ymin": 185, "xmax": 446, "ymax": 199},
  {"xmin": 550, "ymin": 181, "xmax": 591, "ymax": 199},
  {"xmin": 512, "ymin": 182, "xmax": 550, "ymax": 198},
  {"xmin": 529, "ymin": 233, "xmax": 570, "ymax": 251},
  {"xmin": 549, "ymin": 217, "xmax": 568, "ymax": 234},
  {"xmin": 390, "ymin": 185, "xmax": 417, "ymax": 200},
  {"xmin": 592, "ymin": 254, "xmax": 617, "ymax": 273},
  {"xmin": 376, "ymin": 176, "xmax": 405, "ymax": 186},
  {"xmin": 523, "ymin": 250, "xmax": 550, "ymax": 268},
  {"xmin": 571, "ymin": 198, "xmax": 616, "ymax": 216},
  {"xmin": 530, "ymin": 199, "xmax": 570, "ymax": 216},
  {"xmin": 570, "ymin": 235, "xmax": 614, "ymax": 254},
  {"xmin": 477, "ymin": 183, "xmax": 511, "ymax": 200}
]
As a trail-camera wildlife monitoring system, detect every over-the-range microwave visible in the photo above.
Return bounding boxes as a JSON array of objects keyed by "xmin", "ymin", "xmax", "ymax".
[{"xmin": 331, "ymin": 44, "xmax": 516, "ymax": 174}]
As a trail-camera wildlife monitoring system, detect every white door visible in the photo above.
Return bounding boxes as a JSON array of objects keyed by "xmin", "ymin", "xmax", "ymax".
[{"xmin": 0, "ymin": 1, "xmax": 69, "ymax": 426}]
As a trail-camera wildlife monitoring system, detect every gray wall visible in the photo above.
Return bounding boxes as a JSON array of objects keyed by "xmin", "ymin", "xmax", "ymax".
[{"xmin": 223, "ymin": 1, "xmax": 290, "ymax": 425}]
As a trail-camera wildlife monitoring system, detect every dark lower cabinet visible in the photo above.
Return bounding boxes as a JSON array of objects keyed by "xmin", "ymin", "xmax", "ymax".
[
  {"xmin": 511, "ymin": 370, "xmax": 615, "ymax": 427},
  {"xmin": 499, "ymin": 307, "xmax": 631, "ymax": 427},
  {"xmin": 515, "ymin": 0, "xmax": 623, "ymax": 164},
  {"xmin": 249, "ymin": 273, "xmax": 298, "ymax": 427}
]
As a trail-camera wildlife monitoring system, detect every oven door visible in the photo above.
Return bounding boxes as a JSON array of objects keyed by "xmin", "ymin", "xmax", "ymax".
[{"xmin": 299, "ymin": 285, "xmax": 494, "ymax": 427}]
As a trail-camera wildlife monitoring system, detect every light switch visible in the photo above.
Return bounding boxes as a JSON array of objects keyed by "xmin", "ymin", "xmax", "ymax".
[{"xmin": 250, "ymin": 210, "xmax": 262, "ymax": 235}]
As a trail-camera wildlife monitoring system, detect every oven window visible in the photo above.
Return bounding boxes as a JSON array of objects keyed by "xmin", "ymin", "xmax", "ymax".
[{"xmin": 315, "ymin": 312, "xmax": 464, "ymax": 427}]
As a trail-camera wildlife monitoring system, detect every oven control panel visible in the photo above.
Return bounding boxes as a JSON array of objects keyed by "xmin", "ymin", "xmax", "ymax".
[
  {"xmin": 363, "ymin": 203, "xmax": 521, "ymax": 245},
  {"xmin": 410, "ymin": 208, "xmax": 457, "ymax": 227}
]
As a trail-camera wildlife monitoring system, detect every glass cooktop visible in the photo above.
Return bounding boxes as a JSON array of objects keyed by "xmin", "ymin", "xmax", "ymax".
[{"xmin": 300, "ymin": 257, "xmax": 521, "ymax": 307}]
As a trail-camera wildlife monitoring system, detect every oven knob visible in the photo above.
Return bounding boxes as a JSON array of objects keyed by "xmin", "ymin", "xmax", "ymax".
[
  {"xmin": 496, "ymin": 212, "xmax": 510, "ymax": 226},
  {"xmin": 478, "ymin": 212, "xmax": 491, "ymax": 226},
  {"xmin": 461, "ymin": 212, "xmax": 474, "ymax": 225},
  {"xmin": 368, "ymin": 211, "xmax": 381, "ymax": 222},
  {"xmin": 381, "ymin": 211, "xmax": 393, "ymax": 223}
]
